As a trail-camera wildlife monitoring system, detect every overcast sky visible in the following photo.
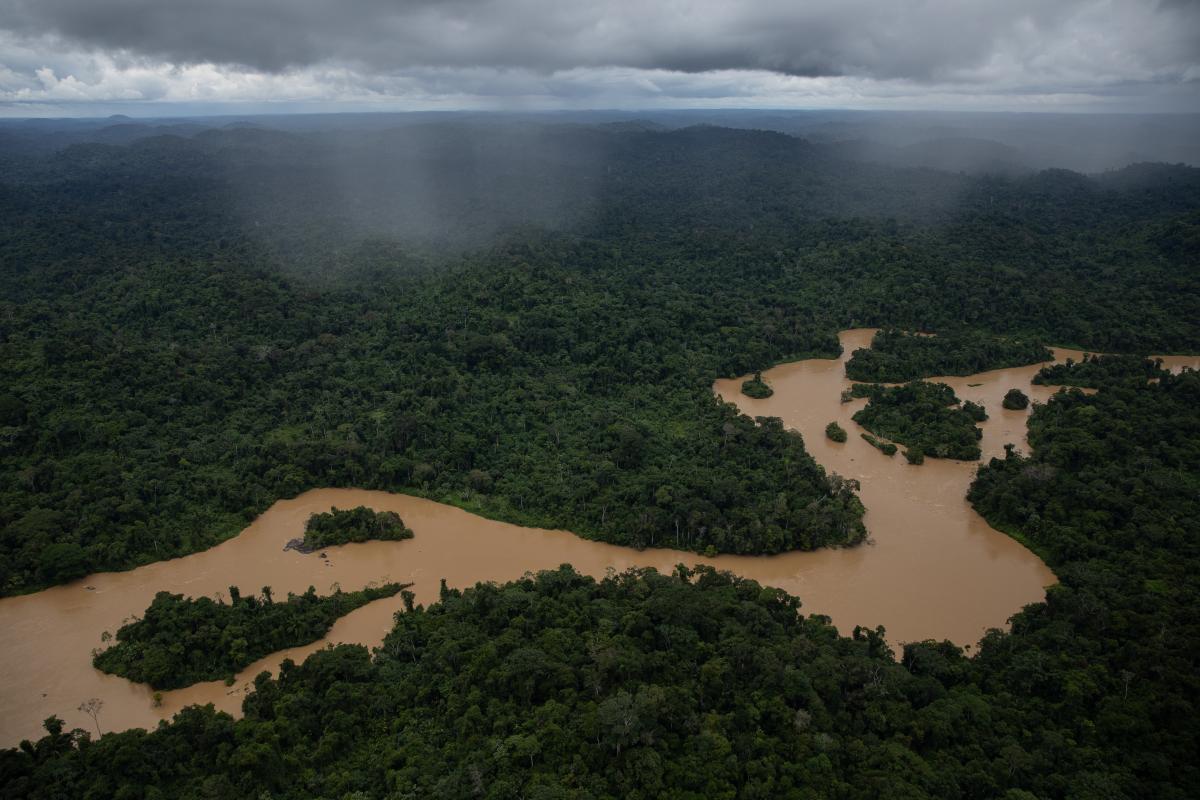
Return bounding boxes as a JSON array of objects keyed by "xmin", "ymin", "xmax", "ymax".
[{"xmin": 0, "ymin": 0, "xmax": 1197, "ymax": 116}]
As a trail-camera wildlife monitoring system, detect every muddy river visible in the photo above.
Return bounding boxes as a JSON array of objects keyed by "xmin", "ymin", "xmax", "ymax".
[{"xmin": 1, "ymin": 329, "xmax": 1195, "ymax": 746}]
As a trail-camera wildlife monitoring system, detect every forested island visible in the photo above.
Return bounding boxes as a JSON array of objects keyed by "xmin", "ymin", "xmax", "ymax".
[
  {"xmin": 844, "ymin": 329, "xmax": 1052, "ymax": 382},
  {"xmin": 1033, "ymin": 353, "xmax": 1169, "ymax": 388},
  {"xmin": 851, "ymin": 381, "xmax": 985, "ymax": 460},
  {"xmin": 1002, "ymin": 388, "xmax": 1030, "ymax": 410},
  {"xmin": 1, "ymin": 117, "xmax": 1200, "ymax": 797},
  {"xmin": 92, "ymin": 583, "xmax": 407, "ymax": 689},
  {"xmin": 824, "ymin": 421, "xmax": 848, "ymax": 442},
  {"xmin": 740, "ymin": 371, "xmax": 773, "ymax": 398},
  {"xmin": 300, "ymin": 506, "xmax": 414, "ymax": 551}
]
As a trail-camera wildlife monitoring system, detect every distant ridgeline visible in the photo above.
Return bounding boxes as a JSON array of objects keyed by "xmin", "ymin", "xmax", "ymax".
[
  {"xmin": 851, "ymin": 381, "xmax": 987, "ymax": 461},
  {"xmin": 92, "ymin": 583, "xmax": 407, "ymax": 690},
  {"xmin": 845, "ymin": 329, "xmax": 1052, "ymax": 382},
  {"xmin": 298, "ymin": 506, "xmax": 414, "ymax": 551},
  {"xmin": 1, "ymin": 123, "xmax": 1199, "ymax": 594}
]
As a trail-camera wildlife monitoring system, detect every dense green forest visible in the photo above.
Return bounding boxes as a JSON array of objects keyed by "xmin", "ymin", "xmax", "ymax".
[
  {"xmin": 0, "ymin": 235, "xmax": 868, "ymax": 595},
  {"xmin": 1032, "ymin": 353, "xmax": 1169, "ymax": 388},
  {"xmin": 2, "ymin": 120, "xmax": 1200, "ymax": 796},
  {"xmin": 2, "ymin": 126, "xmax": 1198, "ymax": 593},
  {"xmin": 965, "ymin": 369, "xmax": 1200, "ymax": 798},
  {"xmin": 6, "ymin": 353, "xmax": 1200, "ymax": 799},
  {"xmin": 303, "ymin": 507, "xmax": 414, "ymax": 550},
  {"xmin": 851, "ymin": 381, "xmax": 984, "ymax": 460},
  {"xmin": 844, "ymin": 329, "xmax": 1052, "ymax": 382},
  {"xmin": 2, "ymin": 567, "xmax": 949, "ymax": 798},
  {"xmin": 92, "ymin": 583, "xmax": 406, "ymax": 689}
]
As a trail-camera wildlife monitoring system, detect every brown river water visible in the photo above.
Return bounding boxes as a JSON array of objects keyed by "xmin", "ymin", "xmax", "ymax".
[{"xmin": 1, "ymin": 329, "xmax": 1196, "ymax": 746}]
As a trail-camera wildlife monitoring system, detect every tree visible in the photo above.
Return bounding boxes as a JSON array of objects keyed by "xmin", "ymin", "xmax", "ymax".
[
  {"xmin": 467, "ymin": 469, "xmax": 493, "ymax": 494},
  {"xmin": 77, "ymin": 698, "xmax": 103, "ymax": 737},
  {"xmin": 825, "ymin": 421, "xmax": 848, "ymax": 443},
  {"xmin": 1003, "ymin": 388, "xmax": 1030, "ymax": 410},
  {"xmin": 741, "ymin": 372, "xmax": 774, "ymax": 399},
  {"xmin": 37, "ymin": 543, "xmax": 89, "ymax": 584}
]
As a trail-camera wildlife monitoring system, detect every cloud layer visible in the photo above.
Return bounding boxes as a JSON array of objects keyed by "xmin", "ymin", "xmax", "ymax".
[{"xmin": 0, "ymin": 0, "xmax": 1197, "ymax": 113}]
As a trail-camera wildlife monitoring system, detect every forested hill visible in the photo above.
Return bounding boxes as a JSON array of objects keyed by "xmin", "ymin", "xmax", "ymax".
[
  {"xmin": 1, "ymin": 122, "xmax": 1199, "ymax": 594},
  {"xmin": 5, "ymin": 123, "xmax": 1199, "ymax": 255}
]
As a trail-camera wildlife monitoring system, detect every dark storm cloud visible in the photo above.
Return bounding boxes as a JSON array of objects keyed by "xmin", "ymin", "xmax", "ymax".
[{"xmin": 0, "ymin": 0, "xmax": 1195, "ymax": 84}]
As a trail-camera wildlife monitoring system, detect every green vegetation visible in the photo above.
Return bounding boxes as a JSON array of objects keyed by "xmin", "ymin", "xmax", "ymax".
[
  {"xmin": 1033, "ymin": 353, "xmax": 1170, "ymax": 388},
  {"xmin": 845, "ymin": 383, "xmax": 876, "ymax": 400},
  {"xmin": 739, "ymin": 371, "xmax": 773, "ymax": 398},
  {"xmin": 3, "ymin": 126, "xmax": 1199, "ymax": 593},
  {"xmin": 92, "ymin": 583, "xmax": 406, "ymax": 690},
  {"xmin": 904, "ymin": 447, "xmax": 925, "ymax": 464},
  {"xmin": 12, "ymin": 414, "xmax": 1200, "ymax": 800},
  {"xmin": 966, "ymin": 368, "xmax": 1200, "ymax": 797},
  {"xmin": 4, "ymin": 122, "xmax": 1200, "ymax": 794},
  {"xmin": 0, "ymin": 256, "xmax": 865, "ymax": 596},
  {"xmin": 303, "ymin": 507, "xmax": 413, "ymax": 550},
  {"xmin": 962, "ymin": 399, "xmax": 988, "ymax": 422},
  {"xmin": 852, "ymin": 381, "xmax": 984, "ymax": 460},
  {"xmin": 0, "ymin": 567, "xmax": 917, "ymax": 797},
  {"xmin": 860, "ymin": 432, "xmax": 898, "ymax": 456},
  {"xmin": 11, "ymin": 358, "xmax": 1200, "ymax": 799},
  {"xmin": 1002, "ymin": 387, "xmax": 1030, "ymax": 409},
  {"xmin": 824, "ymin": 421, "xmax": 847, "ymax": 442},
  {"xmin": 845, "ymin": 329, "xmax": 1052, "ymax": 382},
  {"xmin": 5, "ymin": 367, "xmax": 1200, "ymax": 797}
]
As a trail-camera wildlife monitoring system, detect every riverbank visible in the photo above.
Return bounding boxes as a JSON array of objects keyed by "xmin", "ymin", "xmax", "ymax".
[{"xmin": 5, "ymin": 330, "xmax": 1193, "ymax": 746}]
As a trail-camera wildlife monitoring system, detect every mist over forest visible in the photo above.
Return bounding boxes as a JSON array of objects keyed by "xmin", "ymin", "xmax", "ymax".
[
  {"xmin": 3, "ymin": 99, "xmax": 1200, "ymax": 799},
  {"xmin": 3, "ymin": 110, "xmax": 1198, "ymax": 263},
  {"xmin": 4, "ymin": 0, "xmax": 1200, "ymax": 794},
  {"xmin": 7, "ymin": 108, "xmax": 1198, "ymax": 168}
]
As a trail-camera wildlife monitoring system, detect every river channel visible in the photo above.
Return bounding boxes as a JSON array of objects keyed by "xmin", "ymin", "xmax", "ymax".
[{"xmin": 2, "ymin": 329, "xmax": 1194, "ymax": 745}]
